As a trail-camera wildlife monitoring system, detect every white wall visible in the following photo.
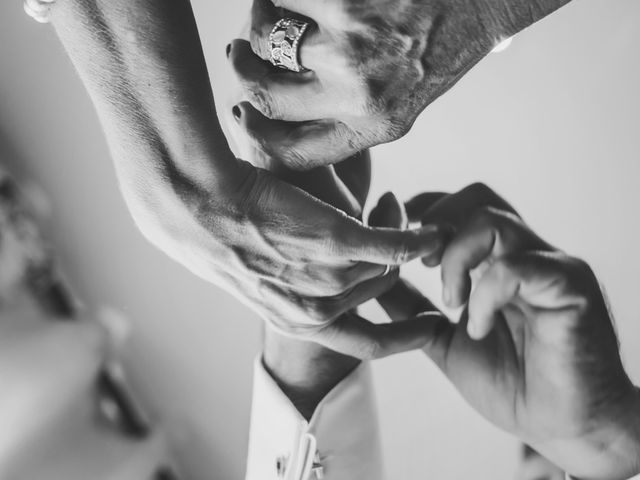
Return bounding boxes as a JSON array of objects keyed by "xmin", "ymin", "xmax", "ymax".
[{"xmin": 0, "ymin": 0, "xmax": 638, "ymax": 479}]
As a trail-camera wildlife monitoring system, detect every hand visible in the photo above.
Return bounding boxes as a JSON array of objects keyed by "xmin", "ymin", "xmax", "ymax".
[
  {"xmin": 378, "ymin": 183, "xmax": 640, "ymax": 480},
  {"xmin": 46, "ymin": 0, "xmax": 449, "ymax": 360},
  {"xmin": 261, "ymin": 189, "xmax": 429, "ymax": 419},
  {"xmin": 229, "ymin": 0, "xmax": 572, "ymax": 169}
]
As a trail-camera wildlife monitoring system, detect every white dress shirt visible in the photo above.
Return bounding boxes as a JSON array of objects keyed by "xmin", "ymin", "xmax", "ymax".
[{"xmin": 245, "ymin": 358, "xmax": 384, "ymax": 480}]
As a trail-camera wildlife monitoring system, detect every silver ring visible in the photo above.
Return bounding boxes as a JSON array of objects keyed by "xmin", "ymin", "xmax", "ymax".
[
  {"xmin": 269, "ymin": 18, "xmax": 310, "ymax": 73},
  {"xmin": 381, "ymin": 265, "xmax": 391, "ymax": 277}
]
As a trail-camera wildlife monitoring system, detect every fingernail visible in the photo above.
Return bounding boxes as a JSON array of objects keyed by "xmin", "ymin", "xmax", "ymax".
[
  {"xmin": 226, "ymin": 43, "xmax": 231, "ymax": 58},
  {"xmin": 232, "ymin": 105, "xmax": 241, "ymax": 122}
]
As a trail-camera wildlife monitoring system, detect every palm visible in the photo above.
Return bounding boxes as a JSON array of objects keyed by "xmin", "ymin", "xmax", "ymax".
[{"xmin": 440, "ymin": 292, "xmax": 620, "ymax": 447}]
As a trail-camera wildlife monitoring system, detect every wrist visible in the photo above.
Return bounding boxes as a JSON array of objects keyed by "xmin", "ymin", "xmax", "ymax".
[
  {"xmin": 263, "ymin": 326, "xmax": 360, "ymax": 420},
  {"xmin": 543, "ymin": 385, "xmax": 640, "ymax": 480}
]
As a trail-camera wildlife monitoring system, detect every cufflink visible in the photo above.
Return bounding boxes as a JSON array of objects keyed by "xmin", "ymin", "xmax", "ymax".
[{"xmin": 276, "ymin": 455, "xmax": 288, "ymax": 478}]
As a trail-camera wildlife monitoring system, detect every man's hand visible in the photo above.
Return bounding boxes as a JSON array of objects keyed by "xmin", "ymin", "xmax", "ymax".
[
  {"xmin": 42, "ymin": 0, "xmax": 448, "ymax": 360},
  {"xmin": 229, "ymin": 0, "xmax": 572, "ymax": 169},
  {"xmin": 377, "ymin": 183, "xmax": 640, "ymax": 480}
]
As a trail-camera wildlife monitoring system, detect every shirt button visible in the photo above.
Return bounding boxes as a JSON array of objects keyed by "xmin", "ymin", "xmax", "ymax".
[{"xmin": 276, "ymin": 455, "xmax": 287, "ymax": 478}]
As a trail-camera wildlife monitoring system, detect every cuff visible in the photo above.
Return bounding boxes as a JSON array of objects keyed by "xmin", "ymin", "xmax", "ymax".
[
  {"xmin": 565, "ymin": 474, "xmax": 640, "ymax": 480},
  {"xmin": 245, "ymin": 357, "xmax": 384, "ymax": 480}
]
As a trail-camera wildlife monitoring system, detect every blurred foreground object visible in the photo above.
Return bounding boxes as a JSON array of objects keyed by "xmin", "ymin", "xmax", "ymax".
[{"xmin": 0, "ymin": 163, "xmax": 181, "ymax": 479}]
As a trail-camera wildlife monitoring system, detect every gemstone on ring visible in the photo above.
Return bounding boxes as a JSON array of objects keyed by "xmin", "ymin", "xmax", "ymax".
[{"xmin": 269, "ymin": 18, "xmax": 310, "ymax": 73}]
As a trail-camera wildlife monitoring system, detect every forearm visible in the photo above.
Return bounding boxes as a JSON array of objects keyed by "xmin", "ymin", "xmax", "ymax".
[
  {"xmin": 48, "ymin": 0, "xmax": 240, "ymax": 230},
  {"xmin": 262, "ymin": 326, "xmax": 360, "ymax": 420}
]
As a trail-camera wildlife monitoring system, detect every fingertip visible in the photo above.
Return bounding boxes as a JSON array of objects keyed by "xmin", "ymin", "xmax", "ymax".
[
  {"xmin": 421, "ymin": 254, "xmax": 441, "ymax": 267},
  {"xmin": 467, "ymin": 318, "xmax": 481, "ymax": 339},
  {"xmin": 441, "ymin": 274, "xmax": 470, "ymax": 308},
  {"xmin": 467, "ymin": 315, "xmax": 491, "ymax": 340}
]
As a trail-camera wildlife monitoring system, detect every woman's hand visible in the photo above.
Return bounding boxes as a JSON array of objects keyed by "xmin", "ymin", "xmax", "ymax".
[
  {"xmin": 377, "ymin": 184, "xmax": 640, "ymax": 479},
  {"xmin": 229, "ymin": 0, "xmax": 572, "ymax": 169}
]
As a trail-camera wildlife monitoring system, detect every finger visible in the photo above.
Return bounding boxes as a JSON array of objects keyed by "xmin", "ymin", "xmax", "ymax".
[
  {"xmin": 250, "ymin": 0, "xmax": 281, "ymax": 61},
  {"xmin": 270, "ymin": 0, "xmax": 339, "ymax": 25},
  {"xmin": 250, "ymin": 0, "xmax": 325, "ymax": 71},
  {"xmin": 311, "ymin": 310, "xmax": 452, "ymax": 360},
  {"xmin": 341, "ymin": 222, "xmax": 445, "ymax": 266},
  {"xmin": 230, "ymin": 40, "xmax": 338, "ymax": 121},
  {"xmin": 231, "ymin": 39, "xmax": 356, "ymax": 122},
  {"xmin": 339, "ymin": 261, "xmax": 392, "ymax": 291},
  {"xmin": 467, "ymin": 252, "xmax": 595, "ymax": 340},
  {"xmin": 420, "ymin": 183, "xmax": 519, "ymax": 229},
  {"xmin": 277, "ymin": 165, "xmax": 363, "ymax": 218},
  {"xmin": 440, "ymin": 207, "xmax": 549, "ymax": 308},
  {"xmin": 330, "ymin": 267, "xmax": 401, "ymax": 314},
  {"xmin": 233, "ymin": 101, "xmax": 361, "ymax": 170},
  {"xmin": 368, "ymin": 192, "xmax": 408, "ymax": 230},
  {"xmin": 333, "ymin": 150, "xmax": 371, "ymax": 212},
  {"xmin": 405, "ymin": 192, "xmax": 448, "ymax": 223},
  {"xmin": 377, "ymin": 278, "xmax": 441, "ymax": 322}
]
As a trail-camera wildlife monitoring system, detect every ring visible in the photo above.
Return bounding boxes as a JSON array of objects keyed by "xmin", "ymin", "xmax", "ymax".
[
  {"xmin": 269, "ymin": 18, "xmax": 310, "ymax": 73},
  {"xmin": 381, "ymin": 265, "xmax": 391, "ymax": 277}
]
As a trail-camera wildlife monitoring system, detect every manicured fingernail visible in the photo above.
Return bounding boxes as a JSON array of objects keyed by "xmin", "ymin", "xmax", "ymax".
[
  {"xmin": 226, "ymin": 43, "xmax": 231, "ymax": 58},
  {"xmin": 232, "ymin": 105, "xmax": 241, "ymax": 122}
]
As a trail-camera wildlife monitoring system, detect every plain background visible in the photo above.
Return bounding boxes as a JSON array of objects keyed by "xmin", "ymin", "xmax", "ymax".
[{"xmin": 0, "ymin": 0, "xmax": 638, "ymax": 478}]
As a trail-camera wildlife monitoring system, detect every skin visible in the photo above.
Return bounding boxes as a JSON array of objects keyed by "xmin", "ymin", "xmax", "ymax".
[
  {"xmin": 262, "ymin": 191, "xmax": 417, "ymax": 421},
  {"xmin": 378, "ymin": 183, "xmax": 640, "ymax": 480},
  {"xmin": 230, "ymin": 0, "xmax": 574, "ymax": 169},
  {"xmin": 24, "ymin": 1, "xmax": 640, "ymax": 477},
  {"xmin": 30, "ymin": 0, "xmax": 454, "ymax": 360}
]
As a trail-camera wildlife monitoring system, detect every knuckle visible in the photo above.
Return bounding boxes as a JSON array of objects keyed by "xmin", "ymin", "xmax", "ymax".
[
  {"xmin": 301, "ymin": 298, "xmax": 332, "ymax": 326},
  {"xmin": 249, "ymin": 26, "xmax": 271, "ymax": 61},
  {"xmin": 393, "ymin": 237, "xmax": 412, "ymax": 265},
  {"xmin": 358, "ymin": 338, "xmax": 382, "ymax": 360},
  {"xmin": 330, "ymin": 270, "xmax": 354, "ymax": 293},
  {"xmin": 280, "ymin": 146, "xmax": 311, "ymax": 171},
  {"xmin": 247, "ymin": 86, "xmax": 279, "ymax": 120}
]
